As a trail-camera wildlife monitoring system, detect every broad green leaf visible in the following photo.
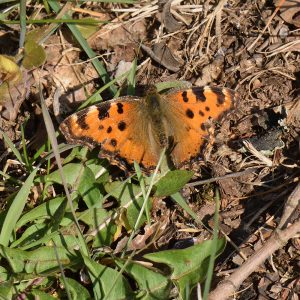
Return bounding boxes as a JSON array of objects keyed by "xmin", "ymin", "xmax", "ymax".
[
  {"xmin": 126, "ymin": 197, "xmax": 149, "ymax": 229},
  {"xmin": 16, "ymin": 196, "xmax": 66, "ymax": 228},
  {"xmin": 116, "ymin": 259, "xmax": 171, "ymax": 300},
  {"xmin": 144, "ymin": 238, "xmax": 226, "ymax": 299},
  {"xmin": 44, "ymin": 163, "xmax": 84, "ymax": 186},
  {"xmin": 82, "ymin": 254, "xmax": 133, "ymax": 300},
  {"xmin": 92, "ymin": 221, "xmax": 117, "ymax": 248},
  {"xmin": 13, "ymin": 197, "xmax": 73, "ymax": 249},
  {"xmin": 78, "ymin": 166, "xmax": 103, "ymax": 208},
  {"xmin": 154, "ymin": 170, "xmax": 194, "ymax": 197},
  {"xmin": 11, "ymin": 223, "xmax": 48, "ymax": 248},
  {"xmin": 86, "ymin": 158, "xmax": 109, "ymax": 179},
  {"xmin": 22, "ymin": 40, "xmax": 46, "ymax": 69},
  {"xmin": 105, "ymin": 181, "xmax": 141, "ymax": 205},
  {"xmin": 50, "ymin": 231, "xmax": 81, "ymax": 250},
  {"xmin": 76, "ymin": 180, "xmax": 115, "ymax": 248},
  {"xmin": 0, "ymin": 266, "xmax": 9, "ymax": 282},
  {"xmin": 44, "ymin": 160, "xmax": 104, "ymax": 187},
  {"xmin": 79, "ymin": 208, "xmax": 109, "ymax": 229},
  {"xmin": 60, "ymin": 277, "xmax": 91, "ymax": 300},
  {"xmin": 0, "ymin": 245, "xmax": 80, "ymax": 274},
  {"xmin": 29, "ymin": 290, "xmax": 56, "ymax": 299},
  {"xmin": 61, "ymin": 146, "xmax": 88, "ymax": 165},
  {"xmin": 0, "ymin": 280, "xmax": 13, "ymax": 300}
]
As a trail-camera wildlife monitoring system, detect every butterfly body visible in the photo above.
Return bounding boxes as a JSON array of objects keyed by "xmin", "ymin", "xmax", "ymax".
[{"xmin": 60, "ymin": 86, "xmax": 236, "ymax": 172}]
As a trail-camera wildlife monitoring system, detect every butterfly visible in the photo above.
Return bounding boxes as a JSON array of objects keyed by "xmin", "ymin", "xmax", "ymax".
[{"xmin": 59, "ymin": 86, "xmax": 236, "ymax": 173}]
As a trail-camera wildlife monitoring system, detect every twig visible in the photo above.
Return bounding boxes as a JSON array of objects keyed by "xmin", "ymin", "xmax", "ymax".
[
  {"xmin": 186, "ymin": 168, "xmax": 257, "ymax": 187},
  {"xmin": 279, "ymin": 181, "xmax": 300, "ymax": 229},
  {"xmin": 208, "ymin": 219, "xmax": 300, "ymax": 300}
]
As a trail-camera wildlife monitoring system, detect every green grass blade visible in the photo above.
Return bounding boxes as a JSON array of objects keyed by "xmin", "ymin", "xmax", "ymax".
[
  {"xmin": 171, "ymin": 192, "xmax": 203, "ymax": 225},
  {"xmin": 39, "ymin": 83, "xmax": 89, "ymax": 256},
  {"xmin": 0, "ymin": 18, "xmax": 108, "ymax": 25},
  {"xmin": 20, "ymin": 123, "xmax": 31, "ymax": 171},
  {"xmin": 0, "ymin": 130, "xmax": 23, "ymax": 164},
  {"xmin": 127, "ymin": 58, "xmax": 137, "ymax": 95},
  {"xmin": 48, "ymin": 0, "xmax": 117, "ymax": 96},
  {"xmin": 0, "ymin": 168, "xmax": 38, "ymax": 246},
  {"xmin": 134, "ymin": 161, "xmax": 150, "ymax": 224}
]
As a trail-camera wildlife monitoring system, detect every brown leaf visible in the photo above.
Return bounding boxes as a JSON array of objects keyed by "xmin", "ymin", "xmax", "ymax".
[
  {"xmin": 275, "ymin": 0, "xmax": 300, "ymax": 27},
  {"xmin": 161, "ymin": 0, "xmax": 182, "ymax": 32},
  {"xmin": 87, "ymin": 20, "xmax": 146, "ymax": 51},
  {"xmin": 141, "ymin": 42, "xmax": 182, "ymax": 72}
]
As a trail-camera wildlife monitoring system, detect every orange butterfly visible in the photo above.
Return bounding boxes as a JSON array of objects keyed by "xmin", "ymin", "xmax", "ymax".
[{"xmin": 59, "ymin": 86, "xmax": 236, "ymax": 173}]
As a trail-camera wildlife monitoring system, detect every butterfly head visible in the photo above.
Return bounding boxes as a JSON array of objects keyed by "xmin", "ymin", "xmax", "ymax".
[{"xmin": 144, "ymin": 90, "xmax": 162, "ymax": 115}]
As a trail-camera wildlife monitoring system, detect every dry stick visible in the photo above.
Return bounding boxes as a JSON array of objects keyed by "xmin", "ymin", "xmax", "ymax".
[
  {"xmin": 208, "ymin": 219, "xmax": 300, "ymax": 300},
  {"xmin": 279, "ymin": 181, "xmax": 300, "ymax": 229},
  {"xmin": 186, "ymin": 167, "xmax": 257, "ymax": 187}
]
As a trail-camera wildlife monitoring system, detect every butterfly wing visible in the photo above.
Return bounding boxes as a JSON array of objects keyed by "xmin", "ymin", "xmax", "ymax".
[
  {"xmin": 161, "ymin": 86, "xmax": 236, "ymax": 167},
  {"xmin": 59, "ymin": 97, "xmax": 160, "ymax": 172}
]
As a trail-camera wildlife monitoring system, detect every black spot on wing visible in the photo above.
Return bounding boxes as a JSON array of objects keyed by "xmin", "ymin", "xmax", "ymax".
[
  {"xmin": 110, "ymin": 139, "xmax": 117, "ymax": 147},
  {"xmin": 117, "ymin": 103, "xmax": 124, "ymax": 114},
  {"xmin": 192, "ymin": 87, "xmax": 206, "ymax": 102},
  {"xmin": 107, "ymin": 126, "xmax": 112, "ymax": 133},
  {"xmin": 182, "ymin": 91, "xmax": 189, "ymax": 102},
  {"xmin": 205, "ymin": 106, "xmax": 210, "ymax": 111},
  {"xmin": 199, "ymin": 110, "xmax": 205, "ymax": 116},
  {"xmin": 98, "ymin": 103, "xmax": 111, "ymax": 120},
  {"xmin": 77, "ymin": 118, "xmax": 89, "ymax": 130},
  {"xmin": 186, "ymin": 109, "xmax": 194, "ymax": 119},
  {"xmin": 118, "ymin": 121, "xmax": 126, "ymax": 131}
]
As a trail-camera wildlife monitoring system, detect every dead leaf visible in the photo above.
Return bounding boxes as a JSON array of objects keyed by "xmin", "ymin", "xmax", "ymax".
[
  {"xmin": 141, "ymin": 42, "xmax": 182, "ymax": 72},
  {"xmin": 285, "ymin": 97, "xmax": 300, "ymax": 129},
  {"xmin": 161, "ymin": 0, "xmax": 182, "ymax": 32},
  {"xmin": 275, "ymin": 0, "xmax": 300, "ymax": 27},
  {"xmin": 43, "ymin": 35, "xmax": 96, "ymax": 113},
  {"xmin": 87, "ymin": 20, "xmax": 146, "ymax": 51}
]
